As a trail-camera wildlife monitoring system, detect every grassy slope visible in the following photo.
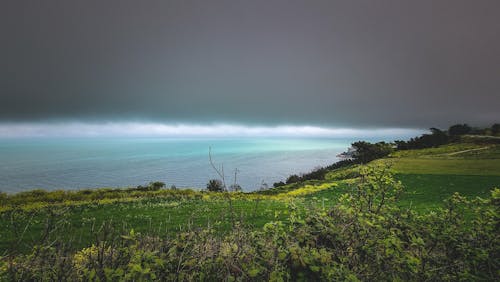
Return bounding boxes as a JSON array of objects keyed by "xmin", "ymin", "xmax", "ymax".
[
  {"xmin": 387, "ymin": 158, "xmax": 500, "ymax": 175},
  {"xmin": 311, "ymin": 142, "xmax": 500, "ymax": 210},
  {"xmin": 1, "ymin": 140, "xmax": 499, "ymax": 253},
  {"xmin": 0, "ymin": 197, "xmax": 289, "ymax": 252},
  {"xmin": 375, "ymin": 142, "xmax": 500, "ymax": 210},
  {"xmin": 378, "ymin": 143, "xmax": 500, "ymax": 175},
  {"xmin": 396, "ymin": 174, "xmax": 500, "ymax": 210}
]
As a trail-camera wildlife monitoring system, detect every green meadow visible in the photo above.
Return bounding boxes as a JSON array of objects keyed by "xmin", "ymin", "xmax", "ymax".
[{"xmin": 378, "ymin": 142, "xmax": 500, "ymax": 210}]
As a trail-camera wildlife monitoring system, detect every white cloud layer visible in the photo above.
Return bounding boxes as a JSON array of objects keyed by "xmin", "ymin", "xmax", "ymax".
[{"xmin": 0, "ymin": 122, "xmax": 423, "ymax": 138}]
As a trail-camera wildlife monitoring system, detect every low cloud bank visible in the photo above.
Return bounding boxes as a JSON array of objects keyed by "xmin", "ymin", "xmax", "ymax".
[{"xmin": 0, "ymin": 122, "xmax": 423, "ymax": 139}]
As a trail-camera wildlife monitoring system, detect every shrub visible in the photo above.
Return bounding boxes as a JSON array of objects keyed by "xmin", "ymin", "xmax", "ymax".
[
  {"xmin": 395, "ymin": 127, "xmax": 449, "ymax": 150},
  {"xmin": 350, "ymin": 141, "xmax": 393, "ymax": 163},
  {"xmin": 449, "ymin": 123, "xmax": 472, "ymax": 136},
  {"xmin": 149, "ymin": 181, "xmax": 166, "ymax": 190},
  {"xmin": 273, "ymin": 181, "xmax": 286, "ymax": 188},
  {"xmin": 206, "ymin": 179, "xmax": 224, "ymax": 192},
  {"xmin": 286, "ymin": 174, "xmax": 300, "ymax": 184}
]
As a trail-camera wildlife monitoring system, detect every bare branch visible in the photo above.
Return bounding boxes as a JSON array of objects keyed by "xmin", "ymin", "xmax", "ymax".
[{"xmin": 209, "ymin": 146, "xmax": 227, "ymax": 190}]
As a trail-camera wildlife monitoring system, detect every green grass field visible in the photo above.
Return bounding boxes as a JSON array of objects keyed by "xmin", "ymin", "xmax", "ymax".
[
  {"xmin": 377, "ymin": 158, "xmax": 500, "ymax": 175},
  {"xmin": 0, "ymin": 196, "xmax": 291, "ymax": 253},
  {"xmin": 374, "ymin": 142, "xmax": 500, "ymax": 209},
  {"xmin": 396, "ymin": 174, "xmax": 500, "ymax": 210},
  {"xmin": 304, "ymin": 174, "xmax": 499, "ymax": 211},
  {"xmin": 376, "ymin": 143, "xmax": 500, "ymax": 175}
]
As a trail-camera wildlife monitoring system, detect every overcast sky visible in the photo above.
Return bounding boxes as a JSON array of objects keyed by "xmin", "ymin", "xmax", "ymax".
[{"xmin": 1, "ymin": 0, "xmax": 499, "ymax": 130}]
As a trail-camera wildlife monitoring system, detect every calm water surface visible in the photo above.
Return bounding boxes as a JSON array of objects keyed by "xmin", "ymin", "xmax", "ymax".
[{"xmin": 0, "ymin": 137, "xmax": 391, "ymax": 192}]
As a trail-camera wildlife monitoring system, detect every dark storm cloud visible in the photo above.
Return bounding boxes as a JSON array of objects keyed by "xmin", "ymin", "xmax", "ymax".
[{"xmin": 1, "ymin": 0, "xmax": 499, "ymax": 128}]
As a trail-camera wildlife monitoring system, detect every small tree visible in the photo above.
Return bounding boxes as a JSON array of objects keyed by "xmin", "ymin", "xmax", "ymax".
[
  {"xmin": 349, "ymin": 163, "xmax": 403, "ymax": 214},
  {"xmin": 286, "ymin": 174, "xmax": 300, "ymax": 184},
  {"xmin": 206, "ymin": 179, "xmax": 224, "ymax": 192},
  {"xmin": 351, "ymin": 141, "xmax": 393, "ymax": 164},
  {"xmin": 149, "ymin": 181, "xmax": 166, "ymax": 190},
  {"xmin": 448, "ymin": 124, "xmax": 471, "ymax": 136}
]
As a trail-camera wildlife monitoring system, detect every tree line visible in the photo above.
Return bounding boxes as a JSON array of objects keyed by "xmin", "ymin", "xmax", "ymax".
[{"xmin": 275, "ymin": 123, "xmax": 499, "ymax": 187}]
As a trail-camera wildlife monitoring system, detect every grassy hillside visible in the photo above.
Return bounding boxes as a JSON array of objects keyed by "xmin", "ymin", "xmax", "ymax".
[
  {"xmin": 374, "ymin": 142, "xmax": 500, "ymax": 210},
  {"xmin": 378, "ymin": 144, "xmax": 500, "ymax": 176}
]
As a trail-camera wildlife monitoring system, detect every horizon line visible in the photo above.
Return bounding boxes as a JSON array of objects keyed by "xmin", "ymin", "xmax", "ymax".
[{"xmin": 0, "ymin": 122, "xmax": 425, "ymax": 139}]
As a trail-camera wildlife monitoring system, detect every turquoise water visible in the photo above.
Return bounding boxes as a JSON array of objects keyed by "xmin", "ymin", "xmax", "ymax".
[{"xmin": 0, "ymin": 137, "xmax": 380, "ymax": 192}]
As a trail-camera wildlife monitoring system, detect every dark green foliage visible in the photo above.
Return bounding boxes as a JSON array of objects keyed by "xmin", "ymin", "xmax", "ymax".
[
  {"xmin": 273, "ymin": 181, "xmax": 286, "ymax": 188},
  {"xmin": 277, "ymin": 167, "xmax": 330, "ymax": 186},
  {"xmin": 206, "ymin": 179, "xmax": 224, "ymax": 192},
  {"xmin": 392, "ymin": 124, "xmax": 500, "ymax": 150},
  {"xmin": 299, "ymin": 167, "xmax": 329, "ymax": 181},
  {"xmin": 150, "ymin": 181, "xmax": 166, "ymax": 190},
  {"xmin": 275, "ymin": 159, "xmax": 356, "ymax": 187},
  {"xmin": 134, "ymin": 181, "xmax": 166, "ymax": 191},
  {"xmin": 325, "ymin": 159, "xmax": 355, "ymax": 170},
  {"xmin": 449, "ymin": 123, "xmax": 472, "ymax": 136},
  {"xmin": 286, "ymin": 174, "xmax": 301, "ymax": 184},
  {"xmin": 396, "ymin": 127, "xmax": 449, "ymax": 150},
  {"xmin": 351, "ymin": 141, "xmax": 393, "ymax": 163},
  {"xmin": 429, "ymin": 127, "xmax": 449, "ymax": 143}
]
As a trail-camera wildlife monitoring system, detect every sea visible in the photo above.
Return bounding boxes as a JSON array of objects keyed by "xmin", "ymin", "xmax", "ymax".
[{"xmin": 0, "ymin": 136, "xmax": 401, "ymax": 193}]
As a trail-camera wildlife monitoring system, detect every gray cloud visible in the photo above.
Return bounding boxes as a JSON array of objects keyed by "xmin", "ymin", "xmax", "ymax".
[{"xmin": 1, "ymin": 0, "xmax": 499, "ymax": 128}]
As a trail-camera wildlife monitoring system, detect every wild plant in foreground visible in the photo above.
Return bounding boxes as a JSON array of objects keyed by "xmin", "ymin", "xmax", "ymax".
[{"xmin": 1, "ymin": 165, "xmax": 498, "ymax": 281}]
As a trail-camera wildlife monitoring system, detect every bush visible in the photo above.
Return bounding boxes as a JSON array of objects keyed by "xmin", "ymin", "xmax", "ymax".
[
  {"xmin": 133, "ymin": 181, "xmax": 166, "ymax": 192},
  {"xmin": 286, "ymin": 174, "xmax": 301, "ymax": 184},
  {"xmin": 350, "ymin": 141, "xmax": 393, "ymax": 163},
  {"xmin": 150, "ymin": 181, "xmax": 166, "ymax": 190},
  {"xmin": 206, "ymin": 179, "xmax": 224, "ymax": 192},
  {"xmin": 273, "ymin": 181, "xmax": 286, "ymax": 188},
  {"xmin": 396, "ymin": 127, "xmax": 449, "ymax": 150},
  {"xmin": 449, "ymin": 123, "xmax": 472, "ymax": 136}
]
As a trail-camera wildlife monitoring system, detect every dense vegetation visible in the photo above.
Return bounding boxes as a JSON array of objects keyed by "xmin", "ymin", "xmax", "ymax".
[
  {"xmin": 277, "ymin": 123, "xmax": 500, "ymax": 187},
  {"xmin": 275, "ymin": 141, "xmax": 392, "ymax": 187},
  {"xmin": 395, "ymin": 123, "xmax": 500, "ymax": 150},
  {"xmin": 1, "ymin": 125, "xmax": 499, "ymax": 281},
  {"xmin": 1, "ymin": 165, "xmax": 498, "ymax": 281}
]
